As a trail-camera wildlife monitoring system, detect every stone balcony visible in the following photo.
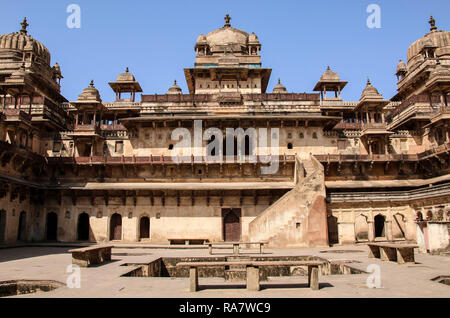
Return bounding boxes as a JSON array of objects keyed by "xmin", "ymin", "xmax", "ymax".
[
  {"xmin": 387, "ymin": 94, "xmax": 441, "ymax": 130},
  {"xmin": 360, "ymin": 122, "xmax": 392, "ymax": 136},
  {"xmin": 430, "ymin": 107, "xmax": 450, "ymax": 125},
  {"xmin": 2, "ymin": 108, "xmax": 32, "ymax": 123},
  {"xmin": 67, "ymin": 124, "xmax": 103, "ymax": 138}
]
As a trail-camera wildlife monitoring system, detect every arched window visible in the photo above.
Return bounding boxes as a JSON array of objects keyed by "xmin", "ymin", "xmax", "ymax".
[
  {"xmin": 374, "ymin": 214, "xmax": 385, "ymax": 238},
  {"xmin": 139, "ymin": 216, "xmax": 150, "ymax": 239},
  {"xmin": 110, "ymin": 213, "xmax": 122, "ymax": 241}
]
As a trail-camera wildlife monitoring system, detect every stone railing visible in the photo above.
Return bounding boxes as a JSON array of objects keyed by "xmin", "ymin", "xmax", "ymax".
[
  {"xmin": 328, "ymin": 181, "xmax": 450, "ymax": 203},
  {"xmin": 47, "ymin": 154, "xmax": 297, "ymax": 165}
]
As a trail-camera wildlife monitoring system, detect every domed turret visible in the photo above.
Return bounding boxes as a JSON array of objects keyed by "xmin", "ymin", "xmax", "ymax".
[
  {"xmin": 78, "ymin": 80, "xmax": 102, "ymax": 102},
  {"xmin": 248, "ymin": 32, "xmax": 260, "ymax": 44},
  {"xmin": 108, "ymin": 67, "xmax": 143, "ymax": 102},
  {"xmin": 167, "ymin": 80, "xmax": 182, "ymax": 95},
  {"xmin": 396, "ymin": 60, "xmax": 406, "ymax": 74},
  {"xmin": 194, "ymin": 14, "xmax": 260, "ymax": 55},
  {"xmin": 313, "ymin": 66, "xmax": 347, "ymax": 100},
  {"xmin": 361, "ymin": 78, "xmax": 380, "ymax": 98},
  {"xmin": 116, "ymin": 67, "xmax": 136, "ymax": 82},
  {"xmin": 196, "ymin": 34, "xmax": 207, "ymax": 44},
  {"xmin": 320, "ymin": 66, "xmax": 340, "ymax": 81},
  {"xmin": 272, "ymin": 78, "xmax": 287, "ymax": 94}
]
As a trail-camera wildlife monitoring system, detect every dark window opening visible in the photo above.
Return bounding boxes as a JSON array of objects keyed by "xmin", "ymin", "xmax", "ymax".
[{"xmin": 374, "ymin": 214, "xmax": 385, "ymax": 238}]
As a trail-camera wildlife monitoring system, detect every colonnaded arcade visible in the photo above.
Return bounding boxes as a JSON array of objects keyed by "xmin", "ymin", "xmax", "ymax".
[{"xmin": 0, "ymin": 15, "xmax": 449, "ymax": 251}]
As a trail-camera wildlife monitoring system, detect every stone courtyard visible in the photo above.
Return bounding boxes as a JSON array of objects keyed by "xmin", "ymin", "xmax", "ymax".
[{"xmin": 0, "ymin": 244, "xmax": 448, "ymax": 298}]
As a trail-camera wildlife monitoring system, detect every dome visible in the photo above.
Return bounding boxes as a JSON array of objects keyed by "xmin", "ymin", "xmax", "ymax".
[
  {"xmin": 248, "ymin": 32, "xmax": 259, "ymax": 44},
  {"xmin": 78, "ymin": 80, "xmax": 101, "ymax": 101},
  {"xmin": 361, "ymin": 79, "xmax": 380, "ymax": 98},
  {"xmin": 0, "ymin": 18, "xmax": 51, "ymax": 66},
  {"xmin": 196, "ymin": 34, "xmax": 207, "ymax": 44},
  {"xmin": 116, "ymin": 67, "xmax": 136, "ymax": 82},
  {"xmin": 200, "ymin": 15, "xmax": 253, "ymax": 52},
  {"xmin": 206, "ymin": 27, "xmax": 249, "ymax": 48},
  {"xmin": 272, "ymin": 78, "xmax": 287, "ymax": 93},
  {"xmin": 406, "ymin": 16, "xmax": 450, "ymax": 70},
  {"xmin": 167, "ymin": 80, "xmax": 182, "ymax": 95},
  {"xmin": 396, "ymin": 59, "xmax": 407, "ymax": 74},
  {"xmin": 320, "ymin": 66, "xmax": 340, "ymax": 81}
]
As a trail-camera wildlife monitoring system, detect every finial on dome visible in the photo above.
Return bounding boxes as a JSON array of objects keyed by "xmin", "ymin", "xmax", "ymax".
[
  {"xmin": 278, "ymin": 78, "xmax": 281, "ymax": 84},
  {"xmin": 20, "ymin": 17, "xmax": 29, "ymax": 35},
  {"xmin": 89, "ymin": 80, "xmax": 94, "ymax": 87},
  {"xmin": 174, "ymin": 79, "xmax": 177, "ymax": 85},
  {"xmin": 125, "ymin": 67, "xmax": 129, "ymax": 73},
  {"xmin": 367, "ymin": 77, "xmax": 371, "ymax": 85},
  {"xmin": 224, "ymin": 14, "xmax": 231, "ymax": 27},
  {"xmin": 429, "ymin": 15, "xmax": 437, "ymax": 31},
  {"xmin": 327, "ymin": 66, "xmax": 331, "ymax": 71}
]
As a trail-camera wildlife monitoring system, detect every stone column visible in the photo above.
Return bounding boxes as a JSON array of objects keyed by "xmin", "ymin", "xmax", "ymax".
[
  {"xmin": 385, "ymin": 220, "xmax": 393, "ymax": 241},
  {"xmin": 246, "ymin": 266, "xmax": 260, "ymax": 291},
  {"xmin": 368, "ymin": 221, "xmax": 375, "ymax": 241},
  {"xmin": 189, "ymin": 267, "xmax": 198, "ymax": 292}
]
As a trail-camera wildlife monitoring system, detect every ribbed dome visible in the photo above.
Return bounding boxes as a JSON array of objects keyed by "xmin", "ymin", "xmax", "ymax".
[
  {"xmin": 116, "ymin": 67, "xmax": 136, "ymax": 82},
  {"xmin": 320, "ymin": 66, "xmax": 340, "ymax": 81},
  {"xmin": 0, "ymin": 18, "xmax": 51, "ymax": 66},
  {"xmin": 167, "ymin": 80, "xmax": 182, "ymax": 95},
  {"xmin": 78, "ymin": 80, "xmax": 101, "ymax": 101},
  {"xmin": 406, "ymin": 17, "xmax": 449, "ymax": 70},
  {"xmin": 361, "ymin": 79, "xmax": 379, "ymax": 98},
  {"xmin": 272, "ymin": 78, "xmax": 287, "ymax": 93}
]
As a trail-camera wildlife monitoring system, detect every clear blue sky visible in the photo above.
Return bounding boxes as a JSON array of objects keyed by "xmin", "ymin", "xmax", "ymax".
[{"xmin": 1, "ymin": 0, "xmax": 449, "ymax": 102}]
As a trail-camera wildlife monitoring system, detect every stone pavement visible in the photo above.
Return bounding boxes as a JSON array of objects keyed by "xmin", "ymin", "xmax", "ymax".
[{"xmin": 0, "ymin": 244, "xmax": 449, "ymax": 298}]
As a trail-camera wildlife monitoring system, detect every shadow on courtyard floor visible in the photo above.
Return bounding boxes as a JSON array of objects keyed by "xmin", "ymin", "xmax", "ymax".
[
  {"xmin": 0, "ymin": 247, "xmax": 71, "ymax": 263},
  {"xmin": 197, "ymin": 282, "xmax": 334, "ymax": 291}
]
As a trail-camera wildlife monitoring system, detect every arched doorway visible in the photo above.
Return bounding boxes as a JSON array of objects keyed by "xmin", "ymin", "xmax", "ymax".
[
  {"xmin": 46, "ymin": 212, "xmax": 58, "ymax": 241},
  {"xmin": 110, "ymin": 213, "xmax": 122, "ymax": 241},
  {"xmin": 0, "ymin": 210, "xmax": 6, "ymax": 243},
  {"xmin": 374, "ymin": 214, "xmax": 385, "ymax": 238},
  {"xmin": 139, "ymin": 216, "xmax": 150, "ymax": 239},
  {"xmin": 222, "ymin": 209, "xmax": 241, "ymax": 242},
  {"xmin": 17, "ymin": 211, "xmax": 27, "ymax": 241},
  {"xmin": 77, "ymin": 213, "xmax": 90, "ymax": 241}
]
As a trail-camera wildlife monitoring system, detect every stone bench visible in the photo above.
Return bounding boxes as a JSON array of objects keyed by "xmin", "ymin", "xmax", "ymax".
[
  {"xmin": 176, "ymin": 260, "xmax": 325, "ymax": 292},
  {"xmin": 68, "ymin": 245, "xmax": 112, "ymax": 267},
  {"xmin": 367, "ymin": 243, "xmax": 418, "ymax": 264},
  {"xmin": 168, "ymin": 239, "xmax": 209, "ymax": 245},
  {"xmin": 207, "ymin": 242, "xmax": 267, "ymax": 255}
]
